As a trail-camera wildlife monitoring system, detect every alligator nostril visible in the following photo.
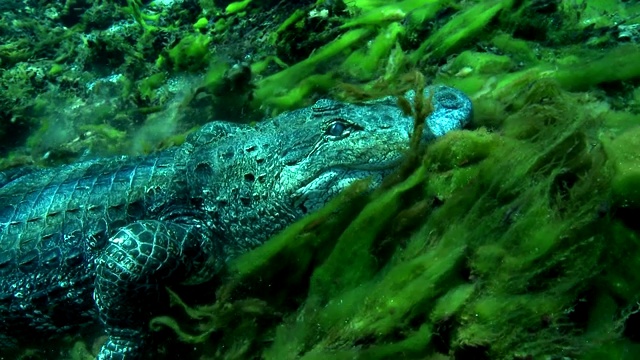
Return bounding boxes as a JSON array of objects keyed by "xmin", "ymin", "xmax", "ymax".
[
  {"xmin": 434, "ymin": 91, "xmax": 463, "ymax": 109},
  {"xmin": 244, "ymin": 173, "xmax": 255, "ymax": 182}
]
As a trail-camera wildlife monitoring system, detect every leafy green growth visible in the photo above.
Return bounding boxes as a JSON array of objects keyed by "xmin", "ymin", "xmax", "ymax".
[
  {"xmin": 138, "ymin": 73, "xmax": 166, "ymax": 101},
  {"xmin": 150, "ymin": 73, "xmax": 640, "ymax": 359},
  {"xmin": 252, "ymin": 28, "xmax": 371, "ymax": 111},
  {"xmin": 603, "ymin": 127, "xmax": 640, "ymax": 208},
  {"xmin": 554, "ymin": 44, "xmax": 640, "ymax": 90},
  {"xmin": 410, "ymin": 0, "xmax": 515, "ymax": 64},
  {"xmin": 123, "ymin": 0, "xmax": 160, "ymax": 33},
  {"xmin": 167, "ymin": 34, "xmax": 211, "ymax": 71},
  {"xmin": 491, "ymin": 33, "xmax": 538, "ymax": 64},
  {"xmin": 225, "ymin": 0, "xmax": 252, "ymax": 14},
  {"xmin": 340, "ymin": 22, "xmax": 404, "ymax": 81},
  {"xmin": 6, "ymin": 0, "xmax": 640, "ymax": 358},
  {"xmin": 193, "ymin": 17, "xmax": 208, "ymax": 30},
  {"xmin": 450, "ymin": 51, "xmax": 514, "ymax": 75}
]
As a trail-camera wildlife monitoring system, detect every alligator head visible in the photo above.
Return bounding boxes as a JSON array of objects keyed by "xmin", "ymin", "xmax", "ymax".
[{"xmin": 185, "ymin": 85, "xmax": 472, "ymax": 252}]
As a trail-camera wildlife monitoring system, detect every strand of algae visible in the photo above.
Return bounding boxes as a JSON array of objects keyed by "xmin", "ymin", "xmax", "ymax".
[
  {"xmin": 553, "ymin": 44, "xmax": 640, "ymax": 90},
  {"xmin": 452, "ymin": 44, "xmax": 640, "ymax": 100},
  {"xmin": 250, "ymin": 0, "xmax": 452, "ymax": 108},
  {"xmin": 409, "ymin": 0, "xmax": 515, "ymax": 64},
  {"xmin": 263, "ymin": 165, "xmax": 462, "ymax": 359},
  {"xmin": 340, "ymin": 22, "xmax": 405, "ymax": 81},
  {"xmin": 308, "ymin": 166, "xmax": 427, "ymax": 302},
  {"xmin": 252, "ymin": 28, "xmax": 371, "ymax": 110},
  {"xmin": 229, "ymin": 178, "xmax": 372, "ymax": 283},
  {"xmin": 225, "ymin": 0, "xmax": 252, "ymax": 14},
  {"xmin": 124, "ymin": 0, "xmax": 161, "ymax": 33},
  {"xmin": 340, "ymin": 0, "xmax": 450, "ymax": 29},
  {"xmin": 318, "ymin": 226, "xmax": 466, "ymax": 337}
]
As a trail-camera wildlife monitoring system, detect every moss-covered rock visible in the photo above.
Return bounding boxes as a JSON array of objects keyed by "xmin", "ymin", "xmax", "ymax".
[{"xmin": 604, "ymin": 127, "xmax": 640, "ymax": 208}]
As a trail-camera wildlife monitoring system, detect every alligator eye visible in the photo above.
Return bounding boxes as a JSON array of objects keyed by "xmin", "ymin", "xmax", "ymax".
[{"xmin": 326, "ymin": 121, "xmax": 348, "ymax": 137}]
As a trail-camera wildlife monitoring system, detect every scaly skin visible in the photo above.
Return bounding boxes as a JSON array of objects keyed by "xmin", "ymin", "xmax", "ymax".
[{"xmin": 0, "ymin": 85, "xmax": 472, "ymax": 359}]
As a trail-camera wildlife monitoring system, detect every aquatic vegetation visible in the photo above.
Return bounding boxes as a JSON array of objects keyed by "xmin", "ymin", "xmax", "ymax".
[
  {"xmin": 225, "ymin": 0, "xmax": 252, "ymax": 15},
  {"xmin": 340, "ymin": 22, "xmax": 405, "ymax": 81},
  {"xmin": 167, "ymin": 34, "xmax": 212, "ymax": 71},
  {"xmin": 252, "ymin": 28, "xmax": 372, "ymax": 110},
  {"xmin": 2, "ymin": 0, "xmax": 640, "ymax": 358},
  {"xmin": 410, "ymin": 0, "xmax": 515, "ymax": 63},
  {"xmin": 147, "ymin": 75, "xmax": 640, "ymax": 359},
  {"xmin": 123, "ymin": 0, "xmax": 161, "ymax": 33},
  {"xmin": 604, "ymin": 127, "xmax": 640, "ymax": 208}
]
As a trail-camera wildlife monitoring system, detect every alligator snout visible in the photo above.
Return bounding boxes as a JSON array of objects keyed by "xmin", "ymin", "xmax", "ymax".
[{"xmin": 424, "ymin": 85, "xmax": 473, "ymax": 138}]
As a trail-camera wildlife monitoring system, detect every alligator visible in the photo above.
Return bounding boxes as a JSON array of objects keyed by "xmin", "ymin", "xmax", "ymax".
[{"xmin": 0, "ymin": 85, "xmax": 472, "ymax": 359}]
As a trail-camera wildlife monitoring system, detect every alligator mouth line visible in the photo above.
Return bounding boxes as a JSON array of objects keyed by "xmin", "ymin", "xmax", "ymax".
[
  {"xmin": 292, "ymin": 165, "xmax": 394, "ymax": 212},
  {"xmin": 292, "ymin": 153, "xmax": 404, "ymax": 193}
]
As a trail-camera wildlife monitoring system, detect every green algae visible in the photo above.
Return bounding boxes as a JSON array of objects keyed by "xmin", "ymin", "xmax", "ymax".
[
  {"xmin": 225, "ymin": 0, "xmax": 252, "ymax": 14},
  {"xmin": 192, "ymin": 17, "xmax": 208, "ymax": 30},
  {"xmin": 123, "ymin": 0, "xmax": 161, "ymax": 33},
  {"xmin": 340, "ymin": 22, "xmax": 405, "ymax": 81},
  {"xmin": 554, "ymin": 44, "xmax": 640, "ymax": 90},
  {"xmin": 149, "ymin": 75, "xmax": 640, "ymax": 359},
  {"xmin": 6, "ymin": 0, "xmax": 640, "ymax": 359},
  {"xmin": 309, "ymin": 167, "xmax": 427, "ymax": 301},
  {"xmin": 603, "ymin": 127, "xmax": 640, "ymax": 208},
  {"xmin": 230, "ymin": 178, "xmax": 371, "ymax": 283},
  {"xmin": 252, "ymin": 28, "xmax": 372, "ymax": 110},
  {"xmin": 12, "ymin": 0, "xmax": 634, "ymax": 148},
  {"xmin": 491, "ymin": 33, "xmax": 538, "ymax": 64},
  {"xmin": 138, "ymin": 73, "xmax": 166, "ymax": 101},
  {"xmin": 167, "ymin": 34, "xmax": 211, "ymax": 72},
  {"xmin": 271, "ymin": 9, "xmax": 305, "ymax": 43},
  {"xmin": 67, "ymin": 341, "xmax": 94, "ymax": 360},
  {"xmin": 425, "ymin": 129, "xmax": 499, "ymax": 199},
  {"xmin": 450, "ymin": 51, "xmax": 514, "ymax": 75},
  {"xmin": 410, "ymin": 0, "xmax": 515, "ymax": 64},
  {"xmin": 342, "ymin": 0, "xmax": 449, "ymax": 30},
  {"xmin": 430, "ymin": 283, "xmax": 476, "ymax": 322}
]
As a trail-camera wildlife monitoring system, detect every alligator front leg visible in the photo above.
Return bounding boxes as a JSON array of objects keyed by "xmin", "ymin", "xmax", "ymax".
[{"xmin": 94, "ymin": 219, "xmax": 215, "ymax": 360}]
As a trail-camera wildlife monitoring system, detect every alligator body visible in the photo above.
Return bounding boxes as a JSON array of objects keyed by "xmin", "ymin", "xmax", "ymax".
[{"xmin": 0, "ymin": 86, "xmax": 472, "ymax": 359}]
